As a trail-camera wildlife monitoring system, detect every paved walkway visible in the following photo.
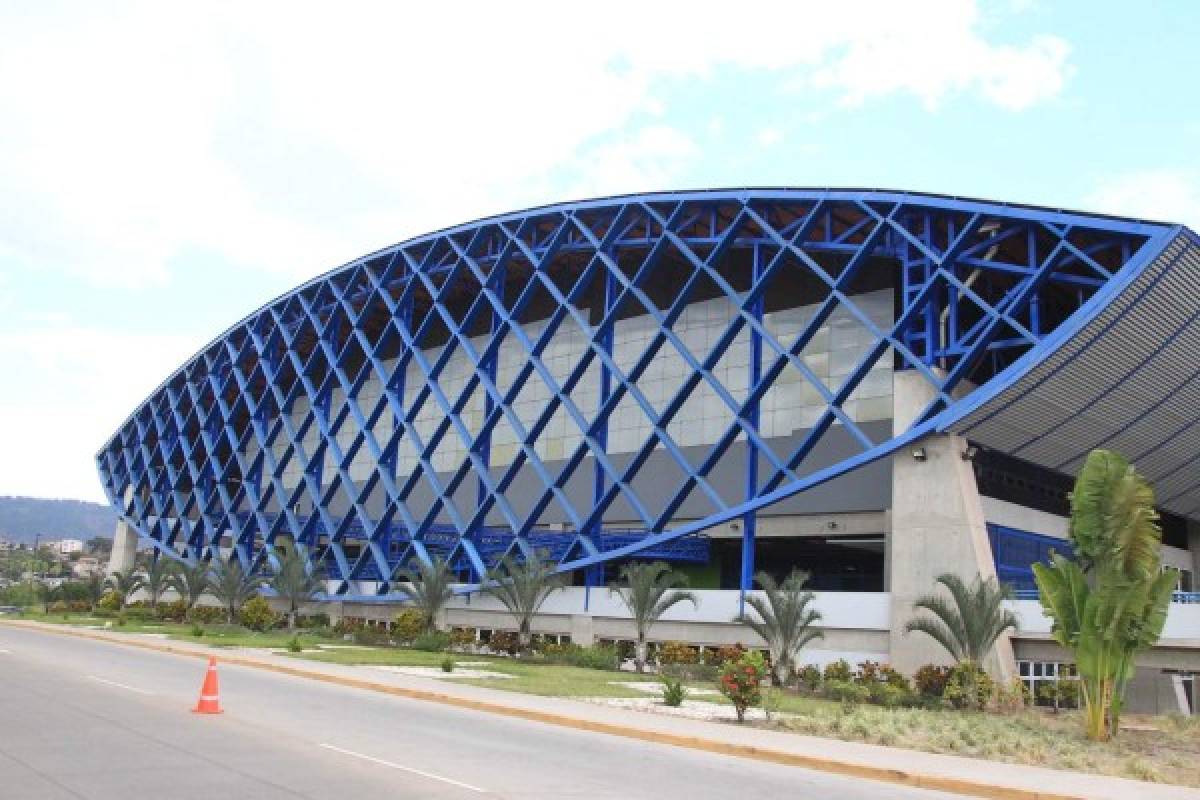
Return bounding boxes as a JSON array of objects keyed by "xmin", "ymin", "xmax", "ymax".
[{"xmin": 7, "ymin": 620, "xmax": 1197, "ymax": 800}]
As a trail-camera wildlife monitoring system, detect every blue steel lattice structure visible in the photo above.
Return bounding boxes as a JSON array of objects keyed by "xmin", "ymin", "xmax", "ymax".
[{"xmin": 95, "ymin": 189, "xmax": 1186, "ymax": 599}]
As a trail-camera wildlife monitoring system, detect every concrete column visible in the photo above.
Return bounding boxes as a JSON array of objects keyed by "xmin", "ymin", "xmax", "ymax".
[
  {"xmin": 1187, "ymin": 520, "xmax": 1200, "ymax": 591},
  {"xmin": 106, "ymin": 518, "xmax": 139, "ymax": 576},
  {"xmin": 888, "ymin": 370, "xmax": 1016, "ymax": 682}
]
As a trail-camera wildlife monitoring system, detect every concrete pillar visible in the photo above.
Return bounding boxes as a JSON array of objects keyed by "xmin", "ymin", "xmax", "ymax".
[
  {"xmin": 1187, "ymin": 520, "xmax": 1200, "ymax": 592},
  {"xmin": 888, "ymin": 370, "xmax": 1016, "ymax": 682},
  {"xmin": 106, "ymin": 518, "xmax": 139, "ymax": 576}
]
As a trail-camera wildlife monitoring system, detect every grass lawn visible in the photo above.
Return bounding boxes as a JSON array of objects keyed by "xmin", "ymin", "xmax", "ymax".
[
  {"xmin": 294, "ymin": 647, "xmax": 648, "ymax": 698},
  {"xmin": 769, "ymin": 694, "xmax": 1200, "ymax": 787}
]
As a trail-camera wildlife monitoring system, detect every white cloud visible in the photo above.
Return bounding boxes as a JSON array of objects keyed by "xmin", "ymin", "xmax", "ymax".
[
  {"xmin": 756, "ymin": 127, "xmax": 784, "ymax": 147},
  {"xmin": 808, "ymin": 6, "xmax": 1071, "ymax": 111},
  {"xmin": 1084, "ymin": 169, "xmax": 1200, "ymax": 229}
]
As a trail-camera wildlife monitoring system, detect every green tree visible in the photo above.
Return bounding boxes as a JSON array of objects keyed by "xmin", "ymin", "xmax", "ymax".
[
  {"xmin": 168, "ymin": 561, "xmax": 211, "ymax": 618},
  {"xmin": 609, "ymin": 561, "xmax": 698, "ymax": 673},
  {"xmin": 206, "ymin": 557, "xmax": 260, "ymax": 624},
  {"xmin": 905, "ymin": 573, "xmax": 1018, "ymax": 665},
  {"xmin": 82, "ymin": 571, "xmax": 107, "ymax": 610},
  {"xmin": 105, "ymin": 569, "xmax": 144, "ymax": 608},
  {"xmin": 396, "ymin": 555, "xmax": 455, "ymax": 633},
  {"xmin": 739, "ymin": 569, "xmax": 824, "ymax": 686},
  {"xmin": 140, "ymin": 557, "xmax": 176, "ymax": 610},
  {"xmin": 269, "ymin": 547, "xmax": 325, "ymax": 629},
  {"xmin": 483, "ymin": 552, "xmax": 565, "ymax": 653},
  {"xmin": 1033, "ymin": 449, "xmax": 1177, "ymax": 741}
]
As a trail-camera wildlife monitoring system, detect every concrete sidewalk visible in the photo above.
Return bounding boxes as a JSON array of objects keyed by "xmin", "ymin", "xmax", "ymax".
[{"xmin": 7, "ymin": 620, "xmax": 1197, "ymax": 800}]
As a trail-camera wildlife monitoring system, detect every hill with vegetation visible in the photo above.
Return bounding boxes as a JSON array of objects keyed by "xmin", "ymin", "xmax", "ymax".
[{"xmin": 0, "ymin": 496, "xmax": 117, "ymax": 545}]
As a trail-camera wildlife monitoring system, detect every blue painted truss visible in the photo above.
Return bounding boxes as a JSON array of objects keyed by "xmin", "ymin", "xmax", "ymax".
[{"xmin": 95, "ymin": 188, "xmax": 1177, "ymax": 598}]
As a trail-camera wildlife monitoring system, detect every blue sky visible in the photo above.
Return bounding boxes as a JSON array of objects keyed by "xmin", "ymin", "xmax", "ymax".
[{"xmin": 1, "ymin": 1, "xmax": 1198, "ymax": 504}]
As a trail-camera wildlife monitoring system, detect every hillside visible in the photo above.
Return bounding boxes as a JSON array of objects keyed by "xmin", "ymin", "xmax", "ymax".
[{"xmin": 0, "ymin": 496, "xmax": 118, "ymax": 544}]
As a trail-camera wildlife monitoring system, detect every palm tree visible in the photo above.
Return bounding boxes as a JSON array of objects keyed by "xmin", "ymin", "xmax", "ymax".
[
  {"xmin": 206, "ymin": 557, "xmax": 260, "ymax": 624},
  {"xmin": 140, "ymin": 556, "xmax": 176, "ymax": 610},
  {"xmin": 483, "ymin": 552, "xmax": 565, "ymax": 653},
  {"xmin": 269, "ymin": 547, "xmax": 325, "ymax": 629},
  {"xmin": 105, "ymin": 569, "xmax": 144, "ymax": 608},
  {"xmin": 610, "ymin": 561, "xmax": 698, "ymax": 673},
  {"xmin": 905, "ymin": 573, "xmax": 1018, "ymax": 665},
  {"xmin": 168, "ymin": 561, "xmax": 212, "ymax": 619},
  {"xmin": 739, "ymin": 569, "xmax": 823, "ymax": 686},
  {"xmin": 396, "ymin": 555, "xmax": 454, "ymax": 633}
]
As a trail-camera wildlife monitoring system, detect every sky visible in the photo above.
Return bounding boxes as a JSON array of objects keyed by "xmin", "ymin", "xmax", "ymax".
[{"xmin": 1, "ymin": 1, "xmax": 1198, "ymax": 505}]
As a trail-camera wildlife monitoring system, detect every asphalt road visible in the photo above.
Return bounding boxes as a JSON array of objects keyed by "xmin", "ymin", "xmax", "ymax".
[{"xmin": 0, "ymin": 625, "xmax": 963, "ymax": 799}]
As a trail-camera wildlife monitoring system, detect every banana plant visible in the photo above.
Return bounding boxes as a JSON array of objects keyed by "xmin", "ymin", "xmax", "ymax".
[{"xmin": 1033, "ymin": 450, "xmax": 1178, "ymax": 741}]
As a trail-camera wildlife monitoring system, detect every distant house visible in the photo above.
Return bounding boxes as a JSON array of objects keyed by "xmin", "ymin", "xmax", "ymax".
[
  {"xmin": 54, "ymin": 539, "xmax": 84, "ymax": 555},
  {"xmin": 73, "ymin": 557, "xmax": 101, "ymax": 577}
]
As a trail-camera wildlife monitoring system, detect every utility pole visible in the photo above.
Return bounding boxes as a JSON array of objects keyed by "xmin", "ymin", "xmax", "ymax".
[{"xmin": 27, "ymin": 533, "xmax": 39, "ymax": 610}]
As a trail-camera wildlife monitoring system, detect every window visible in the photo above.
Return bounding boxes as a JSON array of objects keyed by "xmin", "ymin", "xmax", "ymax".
[{"xmin": 1018, "ymin": 660, "xmax": 1077, "ymax": 706}]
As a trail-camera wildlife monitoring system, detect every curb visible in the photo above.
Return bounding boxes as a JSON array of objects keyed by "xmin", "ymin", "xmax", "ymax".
[{"xmin": 2, "ymin": 620, "xmax": 1082, "ymax": 800}]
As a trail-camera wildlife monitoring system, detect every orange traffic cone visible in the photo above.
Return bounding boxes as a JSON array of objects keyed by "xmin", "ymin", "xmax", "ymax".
[{"xmin": 192, "ymin": 656, "xmax": 223, "ymax": 714}]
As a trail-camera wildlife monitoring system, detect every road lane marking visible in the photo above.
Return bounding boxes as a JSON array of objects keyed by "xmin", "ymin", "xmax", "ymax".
[
  {"xmin": 87, "ymin": 675, "xmax": 154, "ymax": 695},
  {"xmin": 319, "ymin": 743, "xmax": 485, "ymax": 793}
]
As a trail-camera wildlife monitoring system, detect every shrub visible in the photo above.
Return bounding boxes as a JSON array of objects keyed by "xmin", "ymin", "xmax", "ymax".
[
  {"xmin": 286, "ymin": 635, "xmax": 303, "ymax": 653},
  {"xmin": 661, "ymin": 675, "xmax": 687, "ymax": 707},
  {"xmin": 993, "ymin": 678, "xmax": 1031, "ymax": 712},
  {"xmin": 156, "ymin": 599, "xmax": 187, "ymax": 622},
  {"xmin": 413, "ymin": 631, "xmax": 452, "ymax": 652},
  {"xmin": 352, "ymin": 626, "xmax": 391, "ymax": 646},
  {"xmin": 943, "ymin": 661, "xmax": 994, "ymax": 710},
  {"xmin": 707, "ymin": 643, "xmax": 747, "ymax": 666},
  {"xmin": 854, "ymin": 660, "xmax": 888, "ymax": 685},
  {"xmin": 124, "ymin": 607, "xmax": 155, "ymax": 622},
  {"xmin": 826, "ymin": 680, "xmax": 871, "ymax": 710},
  {"xmin": 660, "ymin": 663, "xmax": 720, "ymax": 682},
  {"xmin": 571, "ymin": 645, "xmax": 621, "ymax": 671},
  {"xmin": 98, "ymin": 591, "xmax": 123, "ymax": 612},
  {"xmin": 441, "ymin": 656, "xmax": 455, "ymax": 673},
  {"xmin": 486, "ymin": 630, "xmax": 519, "ymax": 655},
  {"xmin": 798, "ymin": 664, "xmax": 822, "ymax": 692},
  {"xmin": 449, "ymin": 627, "xmax": 477, "ymax": 650},
  {"xmin": 914, "ymin": 664, "xmax": 952, "ymax": 697},
  {"xmin": 658, "ymin": 640, "xmax": 699, "ymax": 666},
  {"xmin": 1037, "ymin": 679, "xmax": 1080, "ymax": 711},
  {"xmin": 192, "ymin": 606, "xmax": 224, "ymax": 624},
  {"xmin": 189, "ymin": 622, "xmax": 205, "ymax": 637},
  {"xmin": 718, "ymin": 650, "xmax": 766, "ymax": 723},
  {"xmin": 49, "ymin": 600, "xmax": 69, "ymax": 613},
  {"xmin": 116, "ymin": 611, "xmax": 128, "ymax": 626},
  {"xmin": 296, "ymin": 613, "xmax": 330, "ymax": 628},
  {"xmin": 822, "ymin": 658, "xmax": 853, "ymax": 683},
  {"xmin": 239, "ymin": 596, "xmax": 278, "ymax": 631},
  {"xmin": 393, "ymin": 609, "xmax": 426, "ymax": 644},
  {"xmin": 869, "ymin": 682, "xmax": 912, "ymax": 709},
  {"xmin": 878, "ymin": 665, "xmax": 911, "ymax": 692},
  {"xmin": 68, "ymin": 600, "xmax": 91, "ymax": 613}
]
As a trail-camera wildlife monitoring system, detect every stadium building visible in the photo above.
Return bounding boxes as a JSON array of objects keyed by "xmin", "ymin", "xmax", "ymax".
[{"xmin": 98, "ymin": 189, "xmax": 1200, "ymax": 712}]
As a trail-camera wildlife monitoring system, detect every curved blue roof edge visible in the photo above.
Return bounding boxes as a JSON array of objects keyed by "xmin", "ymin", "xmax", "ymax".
[{"xmin": 96, "ymin": 187, "xmax": 1179, "ymax": 461}]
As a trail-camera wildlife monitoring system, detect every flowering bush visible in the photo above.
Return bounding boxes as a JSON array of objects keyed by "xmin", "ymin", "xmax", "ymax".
[
  {"xmin": 914, "ymin": 664, "xmax": 952, "ymax": 698},
  {"xmin": 822, "ymin": 658, "xmax": 853, "ymax": 683},
  {"xmin": 449, "ymin": 627, "xmax": 477, "ymax": 649},
  {"xmin": 98, "ymin": 591, "xmax": 123, "ymax": 612},
  {"xmin": 239, "ymin": 595, "xmax": 279, "ymax": 631},
  {"xmin": 718, "ymin": 650, "xmax": 766, "ymax": 722},
  {"xmin": 797, "ymin": 664, "xmax": 822, "ymax": 692},
  {"xmin": 703, "ymin": 643, "xmax": 746, "ymax": 667},
  {"xmin": 393, "ymin": 609, "xmax": 426, "ymax": 644},
  {"xmin": 658, "ymin": 640, "xmax": 699, "ymax": 665}
]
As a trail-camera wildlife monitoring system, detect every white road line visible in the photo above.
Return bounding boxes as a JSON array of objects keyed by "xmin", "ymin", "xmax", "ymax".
[
  {"xmin": 86, "ymin": 675, "xmax": 154, "ymax": 695},
  {"xmin": 319, "ymin": 743, "xmax": 485, "ymax": 793}
]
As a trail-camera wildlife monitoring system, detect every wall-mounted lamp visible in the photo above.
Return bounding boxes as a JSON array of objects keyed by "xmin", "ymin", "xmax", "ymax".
[
  {"xmin": 961, "ymin": 444, "xmax": 980, "ymax": 461},
  {"xmin": 729, "ymin": 520, "xmax": 741, "ymax": 532},
  {"xmin": 911, "ymin": 447, "xmax": 927, "ymax": 462}
]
